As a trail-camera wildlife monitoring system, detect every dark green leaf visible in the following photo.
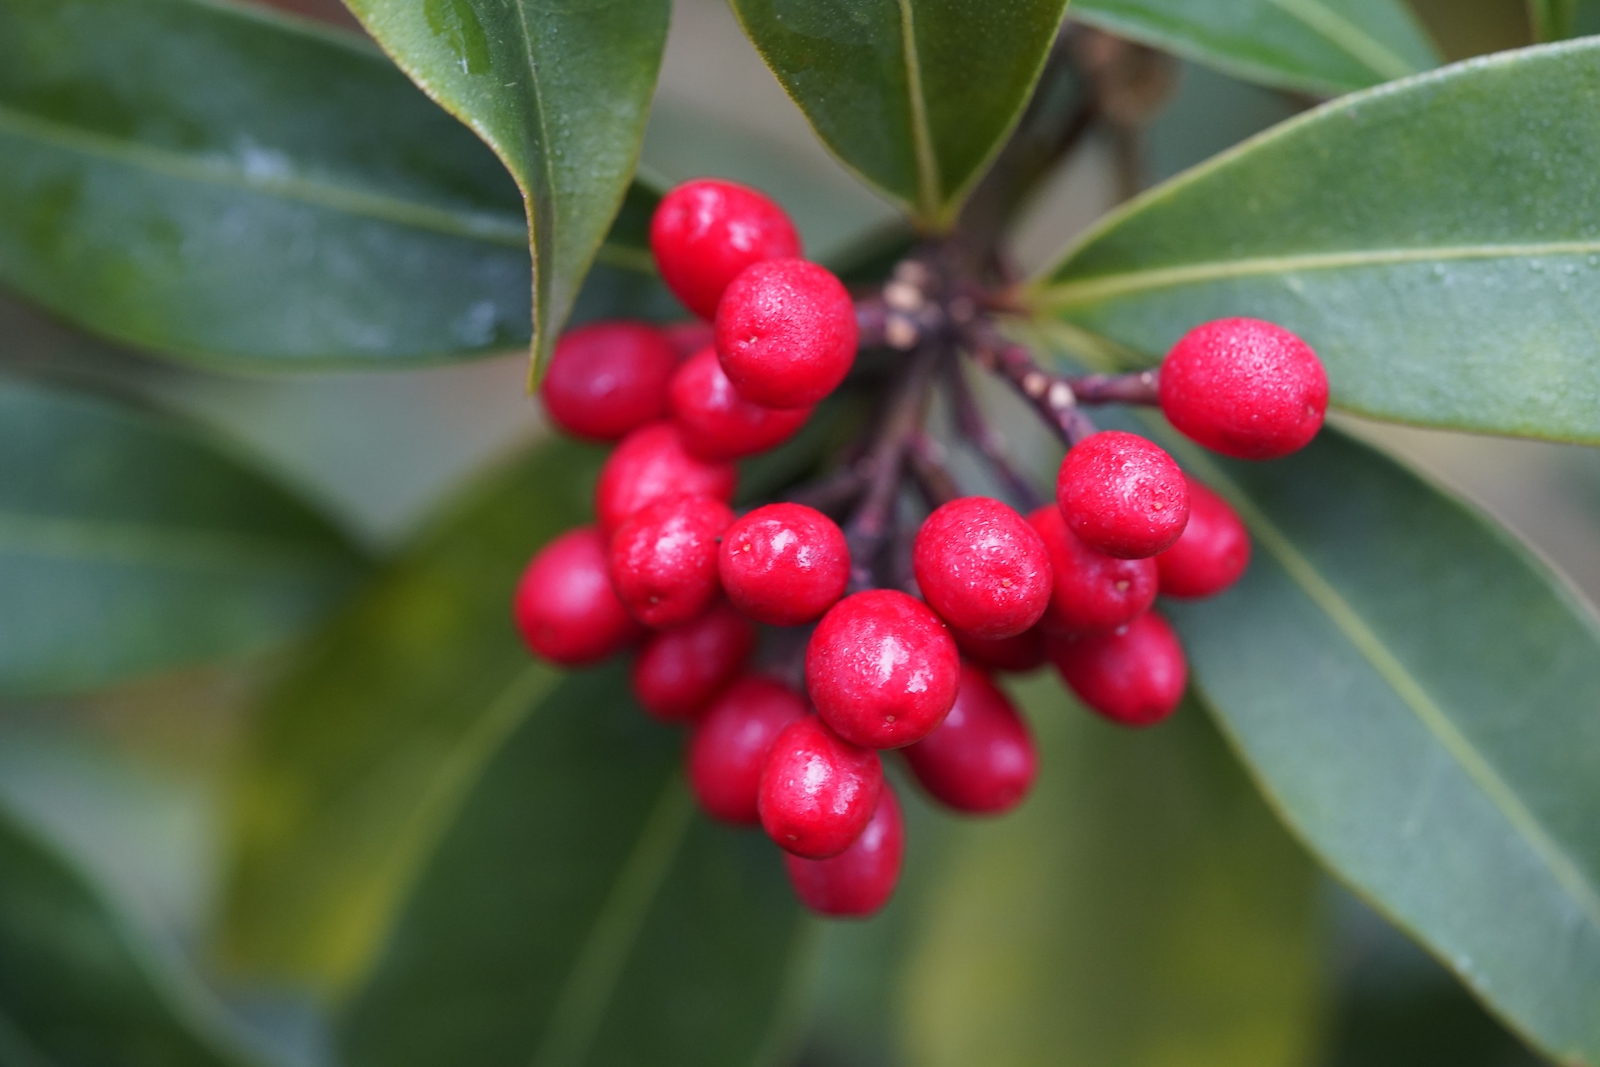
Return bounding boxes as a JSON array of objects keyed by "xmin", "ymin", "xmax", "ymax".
[
  {"xmin": 729, "ymin": 0, "xmax": 1072, "ymax": 229},
  {"xmin": 567, "ymin": 179, "xmax": 685, "ymax": 330},
  {"xmin": 1528, "ymin": 0, "xmax": 1580, "ymax": 40},
  {"xmin": 338, "ymin": 666, "xmax": 807, "ymax": 1067},
  {"xmin": 1160, "ymin": 426, "xmax": 1600, "ymax": 1063},
  {"xmin": 1071, "ymin": 0, "xmax": 1440, "ymax": 95},
  {"xmin": 1033, "ymin": 39, "xmax": 1600, "ymax": 443},
  {"xmin": 345, "ymin": 0, "xmax": 670, "ymax": 380},
  {"xmin": 0, "ymin": 378, "xmax": 363, "ymax": 697}
]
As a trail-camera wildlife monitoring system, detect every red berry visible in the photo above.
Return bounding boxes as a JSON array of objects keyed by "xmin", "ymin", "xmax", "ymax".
[
  {"xmin": 718, "ymin": 503, "xmax": 850, "ymax": 626},
  {"xmin": 784, "ymin": 781, "xmax": 904, "ymax": 918},
  {"xmin": 714, "ymin": 258, "xmax": 857, "ymax": 409},
  {"xmin": 904, "ymin": 665, "xmax": 1036, "ymax": 815},
  {"xmin": 607, "ymin": 494, "xmax": 733, "ymax": 629},
  {"xmin": 650, "ymin": 178, "xmax": 802, "ymax": 320},
  {"xmin": 913, "ymin": 496, "xmax": 1052, "ymax": 640},
  {"xmin": 669, "ymin": 345, "xmax": 813, "ymax": 461},
  {"xmin": 1157, "ymin": 475, "xmax": 1251, "ymax": 599},
  {"xmin": 631, "ymin": 602, "xmax": 755, "ymax": 723},
  {"xmin": 661, "ymin": 320, "xmax": 714, "ymax": 358},
  {"xmin": 758, "ymin": 715, "xmax": 883, "ymax": 858},
  {"xmin": 1048, "ymin": 611, "xmax": 1188, "ymax": 728},
  {"xmin": 513, "ymin": 526, "xmax": 641, "ymax": 665},
  {"xmin": 1027, "ymin": 504, "xmax": 1158, "ymax": 634},
  {"xmin": 687, "ymin": 676, "xmax": 808, "ymax": 824},
  {"xmin": 952, "ymin": 626, "xmax": 1048, "ymax": 674},
  {"xmin": 538, "ymin": 321, "xmax": 678, "ymax": 442},
  {"xmin": 594, "ymin": 422, "xmax": 737, "ymax": 537},
  {"xmin": 1159, "ymin": 317, "xmax": 1328, "ymax": 460},
  {"xmin": 1056, "ymin": 430, "xmax": 1189, "ymax": 559},
  {"xmin": 805, "ymin": 590, "xmax": 961, "ymax": 749}
]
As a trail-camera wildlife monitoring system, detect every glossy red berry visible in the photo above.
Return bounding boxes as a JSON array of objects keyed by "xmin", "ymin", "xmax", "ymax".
[
  {"xmin": 785, "ymin": 781, "xmax": 903, "ymax": 918},
  {"xmin": 608, "ymin": 494, "xmax": 733, "ymax": 629},
  {"xmin": 650, "ymin": 178, "xmax": 802, "ymax": 320},
  {"xmin": 538, "ymin": 321, "xmax": 678, "ymax": 442},
  {"xmin": 1056, "ymin": 430, "xmax": 1189, "ymax": 559},
  {"xmin": 669, "ymin": 345, "xmax": 813, "ymax": 461},
  {"xmin": 758, "ymin": 715, "xmax": 884, "ymax": 859},
  {"xmin": 1027, "ymin": 504, "xmax": 1158, "ymax": 635},
  {"xmin": 687, "ymin": 676, "xmax": 808, "ymax": 824},
  {"xmin": 806, "ymin": 590, "xmax": 961, "ymax": 749},
  {"xmin": 513, "ymin": 526, "xmax": 641, "ymax": 666},
  {"xmin": 631, "ymin": 602, "xmax": 755, "ymax": 723},
  {"xmin": 1160, "ymin": 317, "xmax": 1328, "ymax": 460},
  {"xmin": 952, "ymin": 626, "xmax": 1048, "ymax": 674},
  {"xmin": 1048, "ymin": 611, "xmax": 1188, "ymax": 728},
  {"xmin": 904, "ymin": 665, "xmax": 1036, "ymax": 815},
  {"xmin": 913, "ymin": 496, "xmax": 1052, "ymax": 640},
  {"xmin": 715, "ymin": 258, "xmax": 857, "ymax": 409},
  {"xmin": 719, "ymin": 503, "xmax": 850, "ymax": 626},
  {"xmin": 594, "ymin": 422, "xmax": 737, "ymax": 537},
  {"xmin": 1157, "ymin": 475, "xmax": 1251, "ymax": 599}
]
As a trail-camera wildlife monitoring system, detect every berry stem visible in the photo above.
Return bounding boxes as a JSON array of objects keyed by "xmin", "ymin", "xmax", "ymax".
[
  {"xmin": 962, "ymin": 322, "xmax": 1098, "ymax": 446},
  {"xmin": 784, "ymin": 464, "xmax": 868, "ymax": 516},
  {"xmin": 1066, "ymin": 369, "xmax": 1160, "ymax": 406},
  {"xmin": 844, "ymin": 346, "xmax": 940, "ymax": 591},
  {"xmin": 943, "ymin": 356, "xmax": 1045, "ymax": 511},
  {"xmin": 907, "ymin": 431, "xmax": 961, "ymax": 509}
]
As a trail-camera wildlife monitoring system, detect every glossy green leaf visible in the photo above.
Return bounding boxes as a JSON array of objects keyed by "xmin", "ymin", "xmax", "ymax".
[
  {"xmin": 1071, "ymin": 0, "xmax": 1440, "ymax": 95},
  {"xmin": 1159, "ymin": 427, "xmax": 1600, "ymax": 1063},
  {"xmin": 728, "ymin": 0, "xmax": 1072, "ymax": 230},
  {"xmin": 222, "ymin": 437, "xmax": 602, "ymax": 989},
  {"xmin": 338, "ymin": 665, "xmax": 808, "ymax": 1067},
  {"xmin": 345, "ymin": 0, "xmax": 670, "ymax": 380},
  {"xmin": 0, "ymin": 0, "xmax": 540, "ymax": 369},
  {"xmin": 0, "ymin": 379, "xmax": 363, "ymax": 697},
  {"xmin": 567, "ymin": 178, "xmax": 684, "ymax": 330},
  {"xmin": 903, "ymin": 679, "xmax": 1323, "ymax": 1067},
  {"xmin": 1033, "ymin": 39, "xmax": 1600, "ymax": 443}
]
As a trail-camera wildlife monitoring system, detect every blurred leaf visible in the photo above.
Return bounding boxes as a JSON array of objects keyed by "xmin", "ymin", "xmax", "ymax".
[
  {"xmin": 1158, "ymin": 427, "xmax": 1600, "ymax": 1064},
  {"xmin": 728, "ymin": 0, "xmax": 1072, "ymax": 230},
  {"xmin": 567, "ymin": 178, "xmax": 685, "ymax": 330},
  {"xmin": 222, "ymin": 437, "xmax": 601, "ymax": 989},
  {"xmin": 902, "ymin": 679, "xmax": 1324, "ymax": 1067},
  {"xmin": 345, "ymin": 0, "xmax": 669, "ymax": 381},
  {"xmin": 1072, "ymin": 0, "xmax": 1440, "ymax": 95},
  {"xmin": 1032, "ymin": 39, "xmax": 1600, "ymax": 443},
  {"xmin": 1527, "ymin": 0, "xmax": 1579, "ymax": 39},
  {"xmin": 0, "ymin": 378, "xmax": 363, "ymax": 697},
  {"xmin": 337, "ymin": 665, "xmax": 808, "ymax": 1067}
]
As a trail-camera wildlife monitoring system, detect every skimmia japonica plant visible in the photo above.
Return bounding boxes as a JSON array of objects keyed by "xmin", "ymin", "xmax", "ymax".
[{"xmin": 2, "ymin": 0, "xmax": 1599, "ymax": 1065}]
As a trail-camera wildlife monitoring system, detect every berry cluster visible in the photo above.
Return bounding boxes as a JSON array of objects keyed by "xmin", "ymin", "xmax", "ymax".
[{"xmin": 514, "ymin": 177, "xmax": 1329, "ymax": 918}]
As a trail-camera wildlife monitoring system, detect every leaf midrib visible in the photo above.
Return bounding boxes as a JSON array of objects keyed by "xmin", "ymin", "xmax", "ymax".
[
  {"xmin": 896, "ymin": 0, "xmax": 942, "ymax": 222},
  {"xmin": 1266, "ymin": 0, "xmax": 1418, "ymax": 81},
  {"xmin": 0, "ymin": 510, "xmax": 352, "ymax": 574}
]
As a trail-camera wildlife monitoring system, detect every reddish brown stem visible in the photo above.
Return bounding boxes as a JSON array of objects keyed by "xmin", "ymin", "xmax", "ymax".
[
  {"xmin": 844, "ymin": 346, "xmax": 939, "ymax": 591},
  {"xmin": 1068, "ymin": 369, "xmax": 1160, "ymax": 406},
  {"xmin": 943, "ymin": 357, "xmax": 1045, "ymax": 512},
  {"xmin": 962, "ymin": 324, "xmax": 1097, "ymax": 446}
]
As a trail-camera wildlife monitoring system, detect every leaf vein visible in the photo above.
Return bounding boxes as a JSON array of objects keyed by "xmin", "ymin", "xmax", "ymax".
[
  {"xmin": 1265, "ymin": 0, "xmax": 1418, "ymax": 80},
  {"xmin": 895, "ymin": 0, "xmax": 942, "ymax": 221}
]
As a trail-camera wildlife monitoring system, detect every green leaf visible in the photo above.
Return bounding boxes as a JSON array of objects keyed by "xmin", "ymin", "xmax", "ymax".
[
  {"xmin": 344, "ymin": 0, "xmax": 670, "ymax": 381},
  {"xmin": 1071, "ymin": 0, "xmax": 1440, "ymax": 95},
  {"xmin": 903, "ymin": 680, "xmax": 1324, "ymax": 1067},
  {"xmin": 1528, "ymin": 0, "xmax": 1580, "ymax": 40},
  {"xmin": 568, "ymin": 178, "xmax": 685, "ymax": 330},
  {"xmin": 0, "ymin": 803, "xmax": 252, "ymax": 1067},
  {"xmin": 0, "ymin": 378, "xmax": 363, "ymax": 697},
  {"xmin": 221, "ymin": 437, "xmax": 602, "ymax": 989},
  {"xmin": 728, "ymin": 0, "xmax": 1072, "ymax": 230},
  {"xmin": 1032, "ymin": 39, "xmax": 1600, "ymax": 443},
  {"xmin": 1159, "ymin": 426, "xmax": 1600, "ymax": 1063},
  {"xmin": 0, "ymin": 0, "xmax": 540, "ymax": 370},
  {"xmin": 337, "ymin": 665, "xmax": 809, "ymax": 1067}
]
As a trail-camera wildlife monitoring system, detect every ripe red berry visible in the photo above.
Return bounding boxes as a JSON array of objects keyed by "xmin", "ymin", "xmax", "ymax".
[
  {"xmin": 594, "ymin": 422, "xmax": 738, "ymax": 537},
  {"xmin": 1157, "ymin": 475, "xmax": 1251, "ymax": 599},
  {"xmin": 913, "ymin": 496, "xmax": 1052, "ymax": 640},
  {"xmin": 718, "ymin": 503, "xmax": 850, "ymax": 626},
  {"xmin": 608, "ymin": 494, "xmax": 733, "ymax": 629},
  {"xmin": 1056, "ymin": 430, "xmax": 1189, "ymax": 559},
  {"xmin": 631, "ymin": 602, "xmax": 755, "ymax": 723},
  {"xmin": 714, "ymin": 258, "xmax": 857, "ymax": 409},
  {"xmin": 1160, "ymin": 317, "xmax": 1329, "ymax": 460},
  {"xmin": 784, "ymin": 781, "xmax": 904, "ymax": 918},
  {"xmin": 538, "ymin": 321, "xmax": 678, "ymax": 442},
  {"xmin": 513, "ymin": 526, "xmax": 641, "ymax": 665},
  {"xmin": 1048, "ymin": 611, "xmax": 1188, "ymax": 728},
  {"xmin": 904, "ymin": 665, "xmax": 1036, "ymax": 815},
  {"xmin": 687, "ymin": 676, "xmax": 808, "ymax": 824},
  {"xmin": 669, "ymin": 346, "xmax": 813, "ymax": 461},
  {"xmin": 1027, "ymin": 504, "xmax": 1158, "ymax": 634},
  {"xmin": 758, "ymin": 715, "xmax": 884, "ymax": 858},
  {"xmin": 805, "ymin": 590, "xmax": 961, "ymax": 749},
  {"xmin": 650, "ymin": 178, "xmax": 802, "ymax": 320},
  {"xmin": 952, "ymin": 626, "xmax": 1048, "ymax": 674}
]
